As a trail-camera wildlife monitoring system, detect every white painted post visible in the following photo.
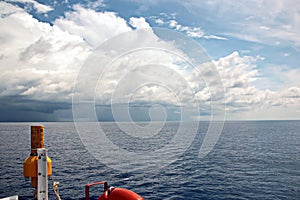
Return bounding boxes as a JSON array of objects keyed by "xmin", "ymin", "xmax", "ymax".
[{"xmin": 37, "ymin": 149, "xmax": 48, "ymax": 200}]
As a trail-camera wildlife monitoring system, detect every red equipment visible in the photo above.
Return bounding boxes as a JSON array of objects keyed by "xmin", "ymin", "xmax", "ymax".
[{"xmin": 85, "ymin": 181, "xmax": 144, "ymax": 200}]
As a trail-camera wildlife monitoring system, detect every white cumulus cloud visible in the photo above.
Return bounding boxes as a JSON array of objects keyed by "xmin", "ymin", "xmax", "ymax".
[
  {"xmin": 211, "ymin": 51, "xmax": 300, "ymax": 119},
  {"xmin": 0, "ymin": 3, "xmax": 89, "ymax": 101},
  {"xmin": 129, "ymin": 17, "xmax": 151, "ymax": 29},
  {"xmin": 54, "ymin": 5, "xmax": 132, "ymax": 48}
]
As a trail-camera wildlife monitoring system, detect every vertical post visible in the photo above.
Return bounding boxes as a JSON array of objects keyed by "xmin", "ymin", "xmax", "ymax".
[
  {"xmin": 30, "ymin": 125, "xmax": 45, "ymax": 188},
  {"xmin": 37, "ymin": 149, "xmax": 48, "ymax": 200},
  {"xmin": 31, "ymin": 126, "xmax": 44, "ymax": 155},
  {"xmin": 85, "ymin": 184, "xmax": 90, "ymax": 200}
]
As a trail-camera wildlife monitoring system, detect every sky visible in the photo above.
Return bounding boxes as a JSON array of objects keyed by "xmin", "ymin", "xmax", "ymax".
[{"xmin": 0, "ymin": 0, "xmax": 299, "ymax": 121}]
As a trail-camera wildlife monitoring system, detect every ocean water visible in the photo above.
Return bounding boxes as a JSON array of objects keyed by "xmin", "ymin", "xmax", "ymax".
[{"xmin": 0, "ymin": 121, "xmax": 299, "ymax": 199}]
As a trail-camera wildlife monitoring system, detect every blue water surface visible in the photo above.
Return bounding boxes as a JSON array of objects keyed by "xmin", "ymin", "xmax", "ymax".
[{"xmin": 0, "ymin": 121, "xmax": 299, "ymax": 199}]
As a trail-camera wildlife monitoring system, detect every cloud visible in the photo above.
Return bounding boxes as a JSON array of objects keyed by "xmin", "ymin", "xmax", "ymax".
[
  {"xmin": 111, "ymin": 0, "xmax": 300, "ymax": 49},
  {"xmin": 279, "ymin": 68, "xmax": 300, "ymax": 87},
  {"xmin": 151, "ymin": 15, "xmax": 228, "ymax": 40},
  {"xmin": 203, "ymin": 35, "xmax": 228, "ymax": 40},
  {"xmin": 155, "ymin": 18, "xmax": 164, "ymax": 25},
  {"xmin": 168, "ymin": 19, "xmax": 204, "ymax": 38},
  {"xmin": 216, "ymin": 51, "xmax": 259, "ymax": 88},
  {"xmin": 0, "ymin": 1, "xmax": 23, "ymax": 15},
  {"xmin": 141, "ymin": 0, "xmax": 300, "ymax": 47},
  {"xmin": 76, "ymin": 29, "xmax": 195, "ymax": 107},
  {"xmin": 54, "ymin": 5, "xmax": 132, "ymax": 48},
  {"xmin": 181, "ymin": 0, "xmax": 300, "ymax": 47},
  {"xmin": 212, "ymin": 51, "xmax": 300, "ymax": 118},
  {"xmin": 0, "ymin": 1, "xmax": 299, "ymax": 121},
  {"xmin": 260, "ymin": 65, "xmax": 300, "ymax": 90},
  {"xmin": 0, "ymin": 95, "xmax": 72, "ymax": 121},
  {"xmin": 5, "ymin": 0, "xmax": 53, "ymax": 13},
  {"xmin": 86, "ymin": 0, "xmax": 106, "ymax": 9},
  {"xmin": 129, "ymin": 17, "xmax": 151, "ymax": 29},
  {"xmin": 1, "ymin": 2, "xmax": 203, "ymax": 121},
  {"xmin": 150, "ymin": 14, "xmax": 205, "ymax": 38},
  {"xmin": 0, "ymin": 2, "xmax": 90, "ymax": 121}
]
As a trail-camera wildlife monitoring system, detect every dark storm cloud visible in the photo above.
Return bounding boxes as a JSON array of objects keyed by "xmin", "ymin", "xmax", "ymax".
[{"xmin": 0, "ymin": 96, "xmax": 72, "ymax": 121}]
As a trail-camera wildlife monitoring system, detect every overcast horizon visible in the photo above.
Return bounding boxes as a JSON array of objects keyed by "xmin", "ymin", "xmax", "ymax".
[{"xmin": 1, "ymin": 0, "xmax": 300, "ymax": 122}]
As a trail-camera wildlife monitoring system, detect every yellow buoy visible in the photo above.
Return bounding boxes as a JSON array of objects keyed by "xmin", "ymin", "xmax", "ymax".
[{"xmin": 24, "ymin": 125, "xmax": 52, "ymax": 188}]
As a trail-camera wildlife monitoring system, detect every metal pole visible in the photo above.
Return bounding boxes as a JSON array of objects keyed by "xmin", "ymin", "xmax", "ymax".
[{"xmin": 37, "ymin": 148, "xmax": 48, "ymax": 200}]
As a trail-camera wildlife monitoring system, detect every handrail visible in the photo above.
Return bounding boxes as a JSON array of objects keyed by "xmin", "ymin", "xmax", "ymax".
[{"xmin": 85, "ymin": 181, "xmax": 108, "ymax": 200}]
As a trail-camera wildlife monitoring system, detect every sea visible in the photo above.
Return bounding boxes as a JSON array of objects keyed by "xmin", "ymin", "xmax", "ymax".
[{"xmin": 0, "ymin": 121, "xmax": 299, "ymax": 199}]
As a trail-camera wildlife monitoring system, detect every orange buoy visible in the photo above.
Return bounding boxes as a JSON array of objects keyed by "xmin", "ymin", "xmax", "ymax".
[
  {"xmin": 98, "ymin": 188, "xmax": 144, "ymax": 200},
  {"xmin": 24, "ymin": 125, "xmax": 52, "ymax": 188},
  {"xmin": 85, "ymin": 181, "xmax": 144, "ymax": 200}
]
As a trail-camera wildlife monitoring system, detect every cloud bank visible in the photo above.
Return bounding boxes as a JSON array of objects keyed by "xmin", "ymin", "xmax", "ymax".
[{"xmin": 0, "ymin": 1, "xmax": 299, "ymax": 121}]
